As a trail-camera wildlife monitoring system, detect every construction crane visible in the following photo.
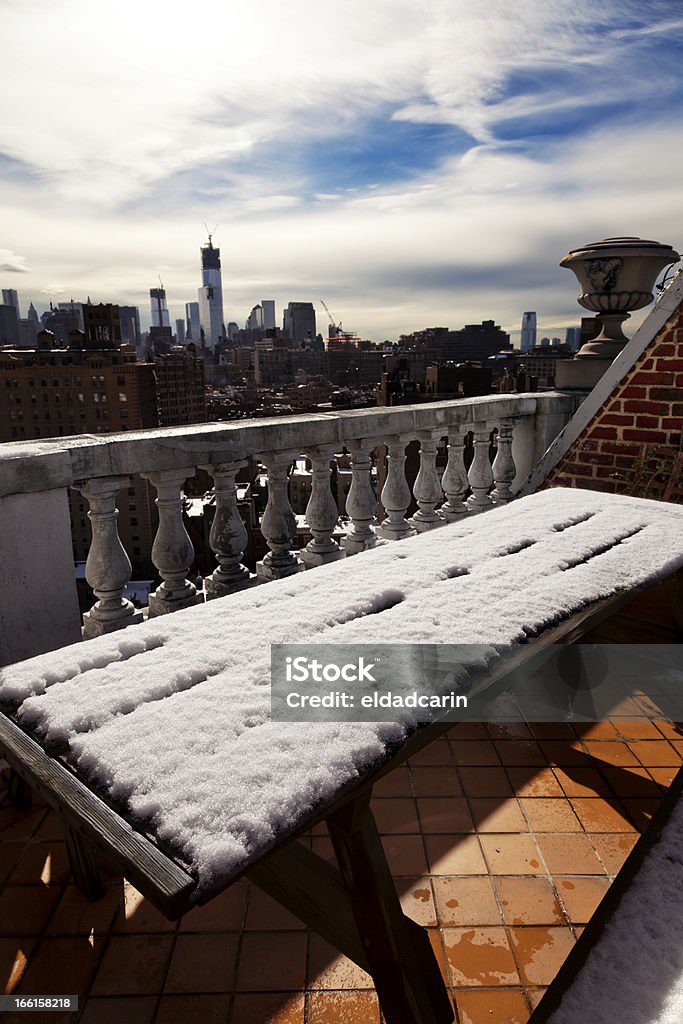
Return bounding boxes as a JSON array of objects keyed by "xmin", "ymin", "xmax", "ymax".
[
  {"xmin": 320, "ymin": 300, "xmax": 342, "ymax": 336},
  {"xmin": 203, "ymin": 222, "xmax": 219, "ymax": 245},
  {"xmin": 319, "ymin": 300, "xmax": 361, "ymax": 346}
]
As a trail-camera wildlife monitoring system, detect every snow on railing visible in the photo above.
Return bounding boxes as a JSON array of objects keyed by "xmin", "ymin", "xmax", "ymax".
[{"xmin": 0, "ymin": 393, "xmax": 577, "ymax": 664}]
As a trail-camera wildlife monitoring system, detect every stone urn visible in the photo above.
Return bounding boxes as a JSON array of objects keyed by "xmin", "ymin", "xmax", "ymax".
[{"xmin": 560, "ymin": 237, "xmax": 680, "ymax": 359}]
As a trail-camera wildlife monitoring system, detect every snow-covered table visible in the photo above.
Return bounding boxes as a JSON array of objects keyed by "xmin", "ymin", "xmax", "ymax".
[{"xmin": 1, "ymin": 488, "xmax": 683, "ymax": 1024}]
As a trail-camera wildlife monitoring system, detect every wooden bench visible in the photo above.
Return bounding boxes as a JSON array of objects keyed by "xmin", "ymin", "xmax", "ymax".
[{"xmin": 1, "ymin": 487, "xmax": 682, "ymax": 1024}]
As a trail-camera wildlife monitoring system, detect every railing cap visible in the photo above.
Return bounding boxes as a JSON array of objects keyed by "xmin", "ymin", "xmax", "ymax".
[{"xmin": 0, "ymin": 393, "xmax": 570, "ymax": 498}]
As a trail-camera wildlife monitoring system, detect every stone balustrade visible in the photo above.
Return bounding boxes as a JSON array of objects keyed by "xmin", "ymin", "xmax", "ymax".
[{"xmin": 0, "ymin": 393, "xmax": 578, "ymax": 665}]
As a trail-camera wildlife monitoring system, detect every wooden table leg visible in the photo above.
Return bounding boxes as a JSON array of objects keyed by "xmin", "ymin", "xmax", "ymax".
[
  {"xmin": 663, "ymin": 568, "xmax": 683, "ymax": 635},
  {"xmin": 8, "ymin": 769, "xmax": 32, "ymax": 810},
  {"xmin": 327, "ymin": 790, "xmax": 454, "ymax": 1024},
  {"xmin": 62, "ymin": 819, "xmax": 104, "ymax": 901}
]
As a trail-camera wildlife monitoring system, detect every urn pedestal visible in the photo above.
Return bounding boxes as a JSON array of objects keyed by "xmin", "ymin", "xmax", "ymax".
[{"xmin": 556, "ymin": 236, "xmax": 679, "ymax": 390}]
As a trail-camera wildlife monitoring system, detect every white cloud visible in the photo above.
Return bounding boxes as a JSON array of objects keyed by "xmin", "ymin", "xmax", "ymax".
[
  {"xmin": 2, "ymin": 0, "xmax": 667, "ymax": 203},
  {"xmin": 0, "ymin": 0, "xmax": 681, "ymax": 338},
  {"xmin": 0, "ymin": 249, "xmax": 29, "ymax": 273}
]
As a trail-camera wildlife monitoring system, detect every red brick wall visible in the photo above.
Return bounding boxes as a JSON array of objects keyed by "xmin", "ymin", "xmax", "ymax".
[{"xmin": 544, "ymin": 303, "xmax": 683, "ymax": 502}]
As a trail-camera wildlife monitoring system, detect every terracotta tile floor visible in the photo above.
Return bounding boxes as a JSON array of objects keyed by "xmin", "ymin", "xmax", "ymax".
[{"xmin": 1, "ymin": 718, "xmax": 682, "ymax": 1024}]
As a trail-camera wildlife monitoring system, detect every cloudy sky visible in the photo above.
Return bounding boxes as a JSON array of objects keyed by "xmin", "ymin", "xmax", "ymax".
[{"xmin": 1, "ymin": 0, "xmax": 682, "ymax": 342}]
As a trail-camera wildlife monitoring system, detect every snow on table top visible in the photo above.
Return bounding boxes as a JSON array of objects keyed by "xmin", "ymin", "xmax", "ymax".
[
  {"xmin": 1, "ymin": 487, "xmax": 683, "ymax": 894},
  {"xmin": 547, "ymin": 781, "xmax": 683, "ymax": 1024}
]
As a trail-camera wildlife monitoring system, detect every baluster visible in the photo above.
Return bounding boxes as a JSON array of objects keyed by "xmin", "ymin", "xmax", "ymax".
[
  {"xmin": 142, "ymin": 467, "xmax": 201, "ymax": 615},
  {"xmin": 343, "ymin": 440, "xmax": 379, "ymax": 555},
  {"xmin": 409, "ymin": 431, "xmax": 446, "ymax": 531},
  {"xmin": 74, "ymin": 476, "xmax": 143, "ymax": 638},
  {"xmin": 440, "ymin": 433, "xmax": 469, "ymax": 520},
  {"xmin": 466, "ymin": 424, "xmax": 494, "ymax": 513},
  {"xmin": 302, "ymin": 446, "xmax": 345, "ymax": 568},
  {"xmin": 376, "ymin": 435, "xmax": 415, "ymax": 541},
  {"xmin": 257, "ymin": 451, "xmax": 303, "ymax": 580},
  {"xmin": 202, "ymin": 460, "xmax": 256, "ymax": 597},
  {"xmin": 491, "ymin": 421, "xmax": 517, "ymax": 504}
]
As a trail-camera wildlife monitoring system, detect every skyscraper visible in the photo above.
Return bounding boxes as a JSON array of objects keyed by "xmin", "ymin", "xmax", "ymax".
[
  {"xmin": 19, "ymin": 303, "xmax": 40, "ymax": 348},
  {"xmin": 246, "ymin": 304, "xmax": 263, "ymax": 332},
  {"xmin": 283, "ymin": 302, "xmax": 316, "ymax": 346},
  {"xmin": 198, "ymin": 236, "xmax": 225, "ymax": 348},
  {"xmin": 520, "ymin": 311, "xmax": 537, "ymax": 353},
  {"xmin": 261, "ymin": 300, "xmax": 276, "ymax": 331},
  {"xmin": 185, "ymin": 301, "xmax": 201, "ymax": 342},
  {"xmin": 0, "ymin": 304, "xmax": 19, "ymax": 346},
  {"xmin": 56, "ymin": 301, "xmax": 84, "ymax": 330},
  {"xmin": 175, "ymin": 318, "xmax": 186, "ymax": 342},
  {"xmin": 2, "ymin": 289, "xmax": 19, "ymax": 313},
  {"xmin": 565, "ymin": 326, "xmax": 582, "ymax": 351},
  {"xmin": 119, "ymin": 306, "xmax": 142, "ymax": 348},
  {"xmin": 150, "ymin": 288, "xmax": 170, "ymax": 328}
]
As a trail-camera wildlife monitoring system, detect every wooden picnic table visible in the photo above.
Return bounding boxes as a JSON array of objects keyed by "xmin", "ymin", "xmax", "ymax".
[{"xmin": 1, "ymin": 487, "xmax": 682, "ymax": 1024}]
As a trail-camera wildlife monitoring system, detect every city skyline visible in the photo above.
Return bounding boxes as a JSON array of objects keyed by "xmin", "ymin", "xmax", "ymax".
[
  {"xmin": 2, "ymin": 286, "xmax": 578, "ymax": 351},
  {"xmin": 1, "ymin": 1, "xmax": 682, "ymax": 341}
]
